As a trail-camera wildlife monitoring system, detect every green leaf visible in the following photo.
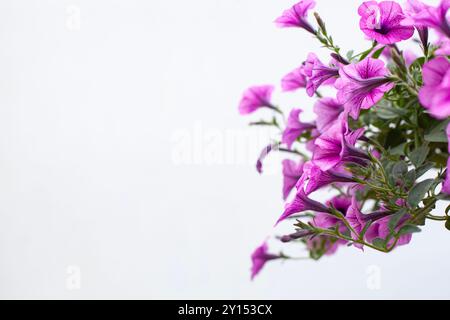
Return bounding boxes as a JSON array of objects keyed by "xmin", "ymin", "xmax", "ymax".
[
  {"xmin": 425, "ymin": 121, "xmax": 450, "ymax": 143},
  {"xmin": 376, "ymin": 104, "xmax": 408, "ymax": 120},
  {"xmin": 407, "ymin": 179, "xmax": 435, "ymax": 207},
  {"xmin": 389, "ymin": 210, "xmax": 407, "ymax": 233},
  {"xmin": 398, "ymin": 225, "xmax": 421, "ymax": 236},
  {"xmin": 405, "ymin": 170, "xmax": 416, "ymax": 188},
  {"xmin": 415, "ymin": 162, "xmax": 434, "ymax": 179},
  {"xmin": 446, "ymin": 219, "xmax": 450, "ymax": 231},
  {"xmin": 409, "ymin": 145, "xmax": 430, "ymax": 168},
  {"xmin": 392, "ymin": 161, "xmax": 408, "ymax": 179},
  {"xmin": 346, "ymin": 50, "xmax": 354, "ymax": 61},
  {"xmin": 371, "ymin": 46, "xmax": 386, "ymax": 59}
]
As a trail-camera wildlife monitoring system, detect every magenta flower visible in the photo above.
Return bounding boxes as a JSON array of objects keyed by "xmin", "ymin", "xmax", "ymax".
[
  {"xmin": 313, "ymin": 98, "xmax": 345, "ymax": 133},
  {"xmin": 275, "ymin": 0, "xmax": 316, "ymax": 34},
  {"xmin": 365, "ymin": 215, "xmax": 412, "ymax": 248},
  {"xmin": 256, "ymin": 143, "xmax": 277, "ymax": 174},
  {"xmin": 238, "ymin": 85, "xmax": 275, "ymax": 115},
  {"xmin": 282, "ymin": 109, "xmax": 315, "ymax": 149},
  {"xmin": 403, "ymin": 0, "xmax": 429, "ymax": 48},
  {"xmin": 436, "ymin": 38, "xmax": 450, "ymax": 55},
  {"xmin": 419, "ymin": 57, "xmax": 450, "ymax": 119},
  {"xmin": 358, "ymin": 1, "xmax": 415, "ymax": 44},
  {"xmin": 250, "ymin": 242, "xmax": 281, "ymax": 280},
  {"xmin": 281, "ymin": 64, "xmax": 308, "ymax": 92},
  {"xmin": 443, "ymin": 124, "xmax": 450, "ymax": 194},
  {"xmin": 303, "ymin": 53, "xmax": 340, "ymax": 97},
  {"xmin": 282, "ymin": 159, "xmax": 304, "ymax": 200},
  {"xmin": 405, "ymin": 0, "xmax": 450, "ymax": 38},
  {"xmin": 404, "ymin": 49, "xmax": 417, "ymax": 67},
  {"xmin": 277, "ymin": 189, "xmax": 332, "ymax": 224},
  {"xmin": 313, "ymin": 196, "xmax": 352, "ymax": 229},
  {"xmin": 335, "ymin": 58, "xmax": 394, "ymax": 120},
  {"xmin": 312, "ymin": 114, "xmax": 368, "ymax": 171},
  {"xmin": 296, "ymin": 162, "xmax": 355, "ymax": 195},
  {"xmin": 345, "ymin": 197, "xmax": 367, "ymax": 249}
]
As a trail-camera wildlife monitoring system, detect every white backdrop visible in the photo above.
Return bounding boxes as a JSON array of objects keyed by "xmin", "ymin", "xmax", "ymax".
[{"xmin": 0, "ymin": 0, "xmax": 448, "ymax": 299}]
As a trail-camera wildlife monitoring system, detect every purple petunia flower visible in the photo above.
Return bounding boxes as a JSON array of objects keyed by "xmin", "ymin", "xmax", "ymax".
[
  {"xmin": 346, "ymin": 197, "xmax": 412, "ymax": 249},
  {"xmin": 238, "ymin": 85, "xmax": 275, "ymax": 115},
  {"xmin": 403, "ymin": 0, "xmax": 430, "ymax": 49},
  {"xmin": 312, "ymin": 114, "xmax": 368, "ymax": 171},
  {"xmin": 419, "ymin": 57, "xmax": 450, "ymax": 119},
  {"xmin": 250, "ymin": 242, "xmax": 281, "ymax": 280},
  {"xmin": 296, "ymin": 162, "xmax": 355, "ymax": 195},
  {"xmin": 282, "ymin": 159, "xmax": 304, "ymax": 200},
  {"xmin": 256, "ymin": 143, "xmax": 278, "ymax": 174},
  {"xmin": 436, "ymin": 37, "xmax": 450, "ymax": 55},
  {"xmin": 442, "ymin": 124, "xmax": 450, "ymax": 194},
  {"xmin": 313, "ymin": 97, "xmax": 345, "ymax": 133},
  {"xmin": 313, "ymin": 196, "xmax": 352, "ymax": 229},
  {"xmin": 303, "ymin": 53, "xmax": 340, "ymax": 97},
  {"xmin": 275, "ymin": 0, "xmax": 317, "ymax": 34},
  {"xmin": 365, "ymin": 214, "xmax": 412, "ymax": 247},
  {"xmin": 277, "ymin": 189, "xmax": 332, "ymax": 224},
  {"xmin": 281, "ymin": 64, "xmax": 308, "ymax": 92},
  {"xmin": 282, "ymin": 109, "xmax": 315, "ymax": 149},
  {"xmin": 358, "ymin": 1, "xmax": 415, "ymax": 44},
  {"xmin": 335, "ymin": 58, "xmax": 394, "ymax": 120},
  {"xmin": 404, "ymin": 0, "xmax": 450, "ymax": 38}
]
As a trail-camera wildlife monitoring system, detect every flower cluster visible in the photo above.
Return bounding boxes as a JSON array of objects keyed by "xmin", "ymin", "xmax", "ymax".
[{"xmin": 239, "ymin": 0, "xmax": 450, "ymax": 279}]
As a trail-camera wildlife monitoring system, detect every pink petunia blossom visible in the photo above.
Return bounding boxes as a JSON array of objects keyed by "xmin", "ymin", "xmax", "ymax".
[
  {"xmin": 281, "ymin": 64, "xmax": 308, "ymax": 92},
  {"xmin": 277, "ymin": 189, "xmax": 332, "ymax": 225},
  {"xmin": 436, "ymin": 37, "xmax": 450, "ymax": 55},
  {"xmin": 419, "ymin": 57, "xmax": 450, "ymax": 119},
  {"xmin": 275, "ymin": 0, "xmax": 316, "ymax": 34},
  {"xmin": 238, "ymin": 85, "xmax": 275, "ymax": 115},
  {"xmin": 358, "ymin": 1, "xmax": 415, "ymax": 44},
  {"xmin": 282, "ymin": 159, "xmax": 304, "ymax": 200},
  {"xmin": 313, "ymin": 97, "xmax": 345, "ymax": 133},
  {"xmin": 313, "ymin": 196, "xmax": 352, "ymax": 229},
  {"xmin": 345, "ymin": 196, "xmax": 367, "ymax": 249},
  {"xmin": 296, "ymin": 162, "xmax": 355, "ymax": 195},
  {"xmin": 312, "ymin": 114, "xmax": 368, "ymax": 171},
  {"xmin": 282, "ymin": 109, "xmax": 315, "ymax": 149},
  {"xmin": 403, "ymin": 0, "xmax": 430, "ymax": 47},
  {"xmin": 404, "ymin": 0, "xmax": 450, "ymax": 38},
  {"xmin": 250, "ymin": 242, "xmax": 281, "ymax": 280},
  {"xmin": 365, "ymin": 215, "xmax": 413, "ymax": 247},
  {"xmin": 256, "ymin": 143, "xmax": 277, "ymax": 174},
  {"xmin": 335, "ymin": 58, "xmax": 394, "ymax": 120},
  {"xmin": 303, "ymin": 53, "xmax": 340, "ymax": 97}
]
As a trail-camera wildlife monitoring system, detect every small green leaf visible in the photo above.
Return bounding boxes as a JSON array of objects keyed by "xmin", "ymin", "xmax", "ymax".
[
  {"xmin": 409, "ymin": 145, "xmax": 430, "ymax": 168},
  {"xmin": 407, "ymin": 179, "xmax": 435, "ymax": 207},
  {"xmin": 446, "ymin": 219, "xmax": 450, "ymax": 231},
  {"xmin": 398, "ymin": 225, "xmax": 421, "ymax": 236},
  {"xmin": 371, "ymin": 46, "xmax": 386, "ymax": 59},
  {"xmin": 392, "ymin": 161, "xmax": 408, "ymax": 179},
  {"xmin": 425, "ymin": 121, "xmax": 450, "ymax": 143},
  {"xmin": 346, "ymin": 50, "xmax": 354, "ymax": 61},
  {"xmin": 415, "ymin": 162, "xmax": 434, "ymax": 179},
  {"xmin": 405, "ymin": 170, "xmax": 416, "ymax": 188}
]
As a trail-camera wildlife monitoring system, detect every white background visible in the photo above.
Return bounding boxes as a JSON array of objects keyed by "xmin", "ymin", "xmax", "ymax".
[{"xmin": 0, "ymin": 0, "xmax": 448, "ymax": 299}]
